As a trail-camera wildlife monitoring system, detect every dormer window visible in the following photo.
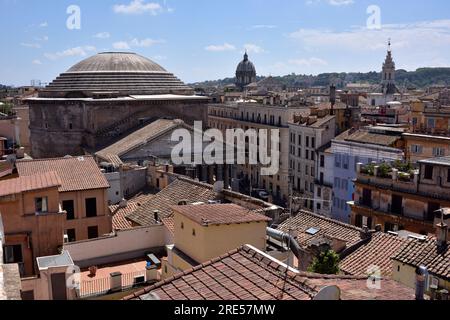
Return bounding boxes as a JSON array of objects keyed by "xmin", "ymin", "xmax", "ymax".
[
  {"xmin": 192, "ymin": 229, "xmax": 196, "ymax": 237},
  {"xmin": 181, "ymin": 222, "xmax": 184, "ymax": 230}
]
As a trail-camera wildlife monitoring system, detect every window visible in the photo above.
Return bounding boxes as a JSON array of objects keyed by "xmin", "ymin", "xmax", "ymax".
[
  {"xmin": 62, "ymin": 200, "xmax": 75, "ymax": 220},
  {"xmin": 317, "ymin": 187, "xmax": 322, "ymax": 197},
  {"xmin": 334, "ymin": 177, "xmax": 340, "ymax": 189},
  {"xmin": 335, "ymin": 154, "xmax": 341, "ymax": 168},
  {"xmin": 3, "ymin": 245, "xmax": 23, "ymax": 263},
  {"xmin": 311, "ymin": 137, "xmax": 316, "ymax": 149},
  {"xmin": 317, "ymin": 203, "xmax": 321, "ymax": 211},
  {"xmin": 343, "ymin": 155, "xmax": 349, "ymax": 170},
  {"xmin": 424, "ymin": 165, "xmax": 434, "ymax": 180},
  {"xmin": 320, "ymin": 155, "xmax": 325, "ymax": 168},
  {"xmin": 192, "ymin": 229, "xmax": 196, "ymax": 236},
  {"xmin": 427, "ymin": 118, "xmax": 436, "ymax": 129},
  {"xmin": 306, "ymin": 137, "xmax": 310, "ymax": 148},
  {"xmin": 87, "ymin": 226, "xmax": 99, "ymax": 239},
  {"xmin": 448, "ymin": 169, "xmax": 450, "ymax": 183},
  {"xmin": 35, "ymin": 197, "xmax": 48, "ymax": 214},
  {"xmin": 311, "ymin": 153, "xmax": 315, "ymax": 161},
  {"xmin": 342, "ymin": 180, "xmax": 348, "ymax": 191},
  {"xmin": 305, "ymin": 150, "xmax": 309, "ymax": 160},
  {"xmin": 411, "ymin": 145, "xmax": 423, "ymax": 154},
  {"xmin": 181, "ymin": 222, "xmax": 184, "ymax": 229},
  {"xmin": 85, "ymin": 198, "xmax": 97, "ymax": 218},
  {"xmin": 298, "ymin": 148, "xmax": 302, "ymax": 157},
  {"xmin": 320, "ymin": 172, "xmax": 324, "ymax": 184},
  {"xmin": 66, "ymin": 229, "xmax": 76, "ymax": 242},
  {"xmin": 433, "ymin": 147, "xmax": 445, "ymax": 157},
  {"xmin": 298, "ymin": 135, "xmax": 302, "ymax": 146}
]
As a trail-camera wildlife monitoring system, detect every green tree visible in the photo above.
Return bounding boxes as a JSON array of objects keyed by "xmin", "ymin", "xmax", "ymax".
[{"xmin": 308, "ymin": 250, "xmax": 340, "ymax": 275}]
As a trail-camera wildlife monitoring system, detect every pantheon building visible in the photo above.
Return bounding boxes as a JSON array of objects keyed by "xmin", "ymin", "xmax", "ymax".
[{"xmin": 27, "ymin": 52, "xmax": 209, "ymax": 158}]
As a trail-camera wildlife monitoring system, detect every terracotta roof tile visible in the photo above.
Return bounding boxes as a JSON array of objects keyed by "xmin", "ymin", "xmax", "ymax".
[
  {"xmin": 109, "ymin": 194, "xmax": 154, "ymax": 230},
  {"xmin": 126, "ymin": 179, "xmax": 217, "ymax": 227},
  {"xmin": 161, "ymin": 216, "xmax": 175, "ymax": 235},
  {"xmin": 16, "ymin": 156, "xmax": 109, "ymax": 192},
  {"xmin": 123, "ymin": 245, "xmax": 417, "ymax": 301},
  {"xmin": 0, "ymin": 171, "xmax": 61, "ymax": 197},
  {"xmin": 392, "ymin": 238, "xmax": 449, "ymax": 281},
  {"xmin": 277, "ymin": 211, "xmax": 363, "ymax": 249},
  {"xmin": 171, "ymin": 204, "xmax": 271, "ymax": 226},
  {"xmin": 339, "ymin": 233, "xmax": 409, "ymax": 278}
]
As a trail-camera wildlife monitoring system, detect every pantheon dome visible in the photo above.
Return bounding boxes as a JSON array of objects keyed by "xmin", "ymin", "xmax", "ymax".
[{"xmin": 39, "ymin": 52, "xmax": 193, "ymax": 98}]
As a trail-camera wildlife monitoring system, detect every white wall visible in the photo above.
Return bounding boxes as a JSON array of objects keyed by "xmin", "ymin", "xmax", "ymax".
[
  {"xmin": 64, "ymin": 226, "xmax": 166, "ymax": 268},
  {"xmin": 104, "ymin": 172, "xmax": 121, "ymax": 205}
]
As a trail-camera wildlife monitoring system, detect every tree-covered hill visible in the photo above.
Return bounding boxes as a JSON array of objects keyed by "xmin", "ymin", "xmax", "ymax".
[{"xmin": 190, "ymin": 68, "xmax": 450, "ymax": 89}]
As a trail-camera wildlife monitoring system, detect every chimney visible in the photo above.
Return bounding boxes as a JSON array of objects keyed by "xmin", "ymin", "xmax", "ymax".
[
  {"xmin": 436, "ymin": 219, "xmax": 448, "ymax": 248},
  {"xmin": 153, "ymin": 210, "xmax": 160, "ymax": 223},
  {"xmin": 330, "ymin": 85, "xmax": 336, "ymax": 115},
  {"xmin": 415, "ymin": 266, "xmax": 428, "ymax": 300},
  {"xmin": 118, "ymin": 198, "xmax": 128, "ymax": 209}
]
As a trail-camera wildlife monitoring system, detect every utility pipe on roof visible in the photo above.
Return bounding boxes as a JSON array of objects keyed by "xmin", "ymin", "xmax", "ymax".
[{"xmin": 267, "ymin": 227, "xmax": 304, "ymax": 261}]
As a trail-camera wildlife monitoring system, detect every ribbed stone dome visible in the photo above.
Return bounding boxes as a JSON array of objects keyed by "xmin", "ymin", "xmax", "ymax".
[
  {"xmin": 67, "ymin": 52, "xmax": 167, "ymax": 73},
  {"xmin": 236, "ymin": 53, "xmax": 256, "ymax": 74},
  {"xmin": 40, "ymin": 52, "xmax": 194, "ymax": 98}
]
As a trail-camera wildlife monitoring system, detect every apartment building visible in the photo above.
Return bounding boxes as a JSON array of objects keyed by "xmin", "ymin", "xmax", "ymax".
[
  {"xmin": 161, "ymin": 203, "xmax": 271, "ymax": 279},
  {"xmin": 15, "ymin": 156, "xmax": 112, "ymax": 242},
  {"xmin": 0, "ymin": 172, "xmax": 65, "ymax": 277},
  {"xmin": 288, "ymin": 108, "xmax": 336, "ymax": 213},
  {"xmin": 350, "ymin": 156, "xmax": 450, "ymax": 235},
  {"xmin": 208, "ymin": 101, "xmax": 310, "ymax": 204},
  {"xmin": 330, "ymin": 126, "xmax": 405, "ymax": 223}
]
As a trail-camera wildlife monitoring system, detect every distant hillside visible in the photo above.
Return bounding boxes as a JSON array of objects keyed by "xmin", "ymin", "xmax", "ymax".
[{"xmin": 191, "ymin": 68, "xmax": 450, "ymax": 89}]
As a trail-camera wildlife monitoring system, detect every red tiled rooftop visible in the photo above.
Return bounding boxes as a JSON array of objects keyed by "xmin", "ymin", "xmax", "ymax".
[
  {"xmin": 339, "ymin": 232, "xmax": 409, "ymax": 278},
  {"xmin": 277, "ymin": 211, "xmax": 363, "ymax": 249},
  {"xmin": 16, "ymin": 156, "xmax": 109, "ymax": 192},
  {"xmin": 109, "ymin": 193, "xmax": 154, "ymax": 230},
  {"xmin": 161, "ymin": 216, "xmax": 175, "ymax": 235},
  {"xmin": 123, "ymin": 245, "xmax": 417, "ymax": 301},
  {"xmin": 0, "ymin": 171, "xmax": 61, "ymax": 197},
  {"xmin": 171, "ymin": 204, "xmax": 271, "ymax": 226}
]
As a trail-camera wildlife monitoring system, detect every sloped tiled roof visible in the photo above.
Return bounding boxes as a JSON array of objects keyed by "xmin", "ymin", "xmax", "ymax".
[
  {"xmin": 339, "ymin": 233, "xmax": 409, "ymax": 278},
  {"xmin": 96, "ymin": 119, "xmax": 185, "ymax": 163},
  {"xmin": 16, "ymin": 156, "xmax": 109, "ymax": 192},
  {"xmin": 109, "ymin": 193, "xmax": 154, "ymax": 230},
  {"xmin": 171, "ymin": 204, "xmax": 271, "ymax": 226},
  {"xmin": 392, "ymin": 238, "xmax": 449, "ymax": 281},
  {"xmin": 0, "ymin": 172, "xmax": 61, "ymax": 197},
  {"xmin": 277, "ymin": 211, "xmax": 363, "ymax": 249},
  {"xmin": 126, "ymin": 179, "xmax": 217, "ymax": 227},
  {"xmin": 161, "ymin": 216, "xmax": 175, "ymax": 235},
  {"xmin": 123, "ymin": 245, "xmax": 417, "ymax": 301}
]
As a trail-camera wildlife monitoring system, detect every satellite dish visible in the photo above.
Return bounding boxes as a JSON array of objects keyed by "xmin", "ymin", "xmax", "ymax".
[{"xmin": 313, "ymin": 285, "xmax": 341, "ymax": 301}]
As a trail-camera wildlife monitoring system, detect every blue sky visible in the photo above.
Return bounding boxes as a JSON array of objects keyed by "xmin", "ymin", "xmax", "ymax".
[{"xmin": 1, "ymin": 0, "xmax": 450, "ymax": 86}]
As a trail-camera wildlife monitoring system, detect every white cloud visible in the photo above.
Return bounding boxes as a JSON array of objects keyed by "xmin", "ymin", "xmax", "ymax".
[
  {"xmin": 39, "ymin": 22, "xmax": 48, "ymax": 27},
  {"xmin": 112, "ymin": 38, "xmax": 164, "ymax": 50},
  {"xmin": 113, "ymin": 0, "xmax": 163, "ymax": 15},
  {"xmin": 44, "ymin": 46, "xmax": 97, "ymax": 60},
  {"xmin": 288, "ymin": 19, "xmax": 450, "ymax": 52},
  {"xmin": 250, "ymin": 25, "xmax": 277, "ymax": 30},
  {"xmin": 130, "ymin": 38, "xmax": 164, "ymax": 47},
  {"xmin": 244, "ymin": 43, "xmax": 265, "ymax": 54},
  {"xmin": 32, "ymin": 59, "xmax": 42, "ymax": 65},
  {"xmin": 34, "ymin": 36, "xmax": 49, "ymax": 42},
  {"xmin": 306, "ymin": 0, "xmax": 354, "ymax": 5},
  {"xmin": 288, "ymin": 57, "xmax": 328, "ymax": 67},
  {"xmin": 94, "ymin": 32, "xmax": 111, "ymax": 39},
  {"xmin": 153, "ymin": 55, "xmax": 167, "ymax": 60},
  {"xmin": 113, "ymin": 41, "xmax": 131, "ymax": 50},
  {"xmin": 205, "ymin": 43, "xmax": 236, "ymax": 52},
  {"xmin": 21, "ymin": 43, "xmax": 41, "ymax": 49}
]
